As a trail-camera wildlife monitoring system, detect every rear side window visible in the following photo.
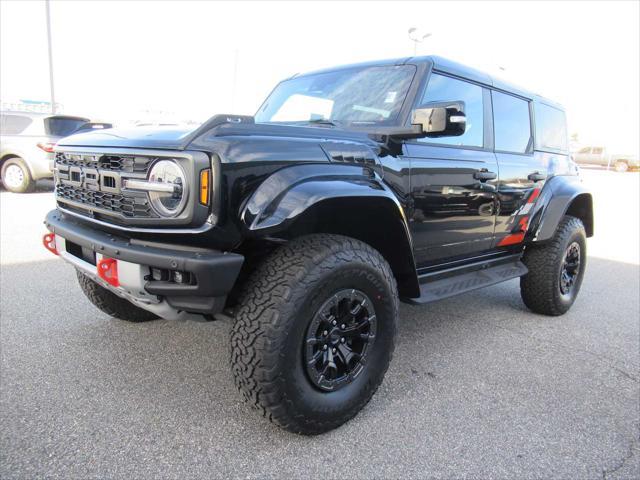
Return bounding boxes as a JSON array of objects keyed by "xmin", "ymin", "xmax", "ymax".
[
  {"xmin": 492, "ymin": 91, "xmax": 532, "ymax": 154},
  {"xmin": 534, "ymin": 103, "xmax": 568, "ymax": 152},
  {"xmin": 0, "ymin": 115, "xmax": 33, "ymax": 135},
  {"xmin": 418, "ymin": 73, "xmax": 484, "ymax": 148},
  {"xmin": 44, "ymin": 117, "xmax": 88, "ymax": 137}
]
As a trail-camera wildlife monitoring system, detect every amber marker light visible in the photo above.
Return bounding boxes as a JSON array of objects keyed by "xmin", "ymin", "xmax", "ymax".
[{"xmin": 200, "ymin": 169, "xmax": 211, "ymax": 205}]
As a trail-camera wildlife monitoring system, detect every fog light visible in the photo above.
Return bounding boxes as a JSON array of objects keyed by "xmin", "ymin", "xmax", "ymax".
[
  {"xmin": 172, "ymin": 271, "xmax": 185, "ymax": 283},
  {"xmin": 151, "ymin": 268, "xmax": 169, "ymax": 281}
]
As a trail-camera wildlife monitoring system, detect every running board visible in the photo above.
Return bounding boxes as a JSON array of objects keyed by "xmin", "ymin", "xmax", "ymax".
[{"xmin": 406, "ymin": 257, "xmax": 528, "ymax": 305}]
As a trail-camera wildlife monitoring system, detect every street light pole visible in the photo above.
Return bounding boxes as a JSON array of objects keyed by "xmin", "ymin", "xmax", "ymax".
[
  {"xmin": 45, "ymin": 0, "xmax": 56, "ymax": 114},
  {"xmin": 231, "ymin": 49, "xmax": 239, "ymax": 112},
  {"xmin": 408, "ymin": 27, "xmax": 432, "ymax": 56}
]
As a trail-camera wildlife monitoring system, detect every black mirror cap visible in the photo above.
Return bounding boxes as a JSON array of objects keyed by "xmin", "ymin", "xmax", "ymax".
[{"xmin": 411, "ymin": 101, "xmax": 466, "ymax": 138}]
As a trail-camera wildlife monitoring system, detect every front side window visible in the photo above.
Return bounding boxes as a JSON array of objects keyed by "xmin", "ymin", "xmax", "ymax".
[
  {"xmin": 492, "ymin": 91, "xmax": 532, "ymax": 154},
  {"xmin": 0, "ymin": 114, "xmax": 33, "ymax": 135},
  {"xmin": 255, "ymin": 65, "xmax": 416, "ymax": 126},
  {"xmin": 534, "ymin": 103, "xmax": 568, "ymax": 152},
  {"xmin": 418, "ymin": 73, "xmax": 484, "ymax": 148}
]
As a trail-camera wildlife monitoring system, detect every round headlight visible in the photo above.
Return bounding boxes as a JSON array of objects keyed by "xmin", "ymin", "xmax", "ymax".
[{"xmin": 147, "ymin": 160, "xmax": 188, "ymax": 217}]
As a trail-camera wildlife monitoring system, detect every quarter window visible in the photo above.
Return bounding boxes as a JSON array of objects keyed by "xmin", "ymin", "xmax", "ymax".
[
  {"xmin": 534, "ymin": 103, "xmax": 568, "ymax": 152},
  {"xmin": 0, "ymin": 115, "xmax": 33, "ymax": 135},
  {"xmin": 492, "ymin": 91, "xmax": 532, "ymax": 154},
  {"xmin": 418, "ymin": 73, "xmax": 484, "ymax": 148}
]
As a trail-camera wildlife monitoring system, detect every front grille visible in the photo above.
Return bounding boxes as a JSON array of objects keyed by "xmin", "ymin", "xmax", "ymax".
[
  {"xmin": 56, "ymin": 183, "xmax": 155, "ymax": 218},
  {"xmin": 53, "ymin": 149, "xmax": 209, "ymax": 230},
  {"xmin": 54, "ymin": 151, "xmax": 159, "ymax": 220},
  {"xmin": 55, "ymin": 152, "xmax": 154, "ymax": 174}
]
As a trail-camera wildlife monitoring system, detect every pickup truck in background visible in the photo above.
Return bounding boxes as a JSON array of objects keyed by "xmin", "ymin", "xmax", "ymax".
[{"xmin": 572, "ymin": 146, "xmax": 639, "ymax": 172}]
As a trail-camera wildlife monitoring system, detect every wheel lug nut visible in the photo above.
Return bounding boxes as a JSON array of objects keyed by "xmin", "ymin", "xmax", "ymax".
[
  {"xmin": 332, "ymin": 348, "xmax": 336, "ymax": 353},
  {"xmin": 341, "ymin": 338, "xmax": 345, "ymax": 343},
  {"xmin": 332, "ymin": 320, "xmax": 337, "ymax": 326},
  {"xmin": 341, "ymin": 324, "xmax": 346, "ymax": 329},
  {"xmin": 322, "ymin": 330, "xmax": 328, "ymax": 336},
  {"xmin": 323, "ymin": 345, "xmax": 328, "ymax": 350}
]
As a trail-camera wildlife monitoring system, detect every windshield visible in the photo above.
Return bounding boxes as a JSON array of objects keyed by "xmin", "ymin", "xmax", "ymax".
[{"xmin": 255, "ymin": 65, "xmax": 416, "ymax": 126}]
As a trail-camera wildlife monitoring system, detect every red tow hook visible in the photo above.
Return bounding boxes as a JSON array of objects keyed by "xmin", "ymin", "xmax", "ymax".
[
  {"xmin": 97, "ymin": 257, "xmax": 119, "ymax": 287},
  {"xmin": 42, "ymin": 233, "xmax": 58, "ymax": 255}
]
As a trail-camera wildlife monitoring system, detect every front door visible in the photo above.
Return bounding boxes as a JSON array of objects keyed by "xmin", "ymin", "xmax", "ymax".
[{"xmin": 406, "ymin": 72, "xmax": 498, "ymax": 267}]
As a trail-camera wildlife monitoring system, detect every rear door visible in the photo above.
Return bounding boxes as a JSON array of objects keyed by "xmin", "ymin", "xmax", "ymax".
[
  {"xmin": 490, "ymin": 90, "xmax": 547, "ymax": 247},
  {"xmin": 406, "ymin": 72, "xmax": 499, "ymax": 267}
]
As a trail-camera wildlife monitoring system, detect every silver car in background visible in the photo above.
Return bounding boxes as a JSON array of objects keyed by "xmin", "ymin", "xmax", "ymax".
[{"xmin": 0, "ymin": 111, "xmax": 111, "ymax": 193}]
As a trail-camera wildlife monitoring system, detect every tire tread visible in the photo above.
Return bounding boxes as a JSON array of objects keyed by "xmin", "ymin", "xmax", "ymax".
[{"xmin": 230, "ymin": 234, "xmax": 398, "ymax": 434}]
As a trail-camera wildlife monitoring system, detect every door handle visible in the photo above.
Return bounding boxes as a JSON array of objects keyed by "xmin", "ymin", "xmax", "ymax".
[
  {"xmin": 473, "ymin": 170, "xmax": 497, "ymax": 181},
  {"xmin": 528, "ymin": 172, "xmax": 547, "ymax": 182}
]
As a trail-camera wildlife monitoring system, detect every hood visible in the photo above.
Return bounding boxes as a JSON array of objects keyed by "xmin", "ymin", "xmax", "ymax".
[
  {"xmin": 56, "ymin": 115, "xmax": 380, "ymax": 152},
  {"xmin": 57, "ymin": 126, "xmax": 196, "ymax": 150}
]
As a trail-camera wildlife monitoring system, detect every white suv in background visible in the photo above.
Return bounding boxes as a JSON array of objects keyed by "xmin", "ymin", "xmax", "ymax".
[{"xmin": 0, "ymin": 112, "xmax": 111, "ymax": 193}]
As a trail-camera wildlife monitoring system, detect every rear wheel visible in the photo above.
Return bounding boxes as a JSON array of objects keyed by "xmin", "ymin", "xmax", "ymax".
[
  {"xmin": 1, "ymin": 157, "xmax": 35, "ymax": 193},
  {"xmin": 76, "ymin": 270, "xmax": 158, "ymax": 322},
  {"xmin": 614, "ymin": 160, "xmax": 629, "ymax": 172},
  {"xmin": 230, "ymin": 234, "xmax": 398, "ymax": 435},
  {"xmin": 520, "ymin": 215, "xmax": 587, "ymax": 316}
]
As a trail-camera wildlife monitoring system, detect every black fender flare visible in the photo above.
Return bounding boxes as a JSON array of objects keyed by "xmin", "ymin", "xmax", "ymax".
[
  {"xmin": 240, "ymin": 163, "xmax": 420, "ymax": 298},
  {"xmin": 530, "ymin": 174, "xmax": 594, "ymax": 242}
]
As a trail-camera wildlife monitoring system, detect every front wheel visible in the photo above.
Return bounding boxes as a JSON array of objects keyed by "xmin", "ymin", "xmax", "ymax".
[
  {"xmin": 230, "ymin": 234, "xmax": 398, "ymax": 435},
  {"xmin": 76, "ymin": 270, "xmax": 159, "ymax": 322},
  {"xmin": 520, "ymin": 215, "xmax": 587, "ymax": 316}
]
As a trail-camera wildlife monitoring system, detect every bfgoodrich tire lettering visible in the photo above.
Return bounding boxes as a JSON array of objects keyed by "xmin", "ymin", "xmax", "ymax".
[
  {"xmin": 230, "ymin": 234, "xmax": 398, "ymax": 435},
  {"xmin": 76, "ymin": 270, "xmax": 158, "ymax": 322},
  {"xmin": 520, "ymin": 215, "xmax": 587, "ymax": 316}
]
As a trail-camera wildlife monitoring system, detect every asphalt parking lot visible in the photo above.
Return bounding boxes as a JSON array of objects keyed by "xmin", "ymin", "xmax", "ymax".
[{"xmin": 1, "ymin": 170, "xmax": 638, "ymax": 479}]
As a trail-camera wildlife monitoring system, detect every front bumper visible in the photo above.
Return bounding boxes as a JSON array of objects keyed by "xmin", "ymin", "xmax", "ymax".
[{"xmin": 44, "ymin": 209, "xmax": 244, "ymax": 318}]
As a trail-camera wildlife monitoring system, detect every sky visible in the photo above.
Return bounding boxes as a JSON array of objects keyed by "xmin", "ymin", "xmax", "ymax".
[{"xmin": 1, "ymin": 0, "xmax": 638, "ymax": 152}]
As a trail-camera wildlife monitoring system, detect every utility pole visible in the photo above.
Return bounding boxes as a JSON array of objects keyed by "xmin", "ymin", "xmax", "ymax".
[{"xmin": 45, "ymin": 0, "xmax": 56, "ymax": 113}]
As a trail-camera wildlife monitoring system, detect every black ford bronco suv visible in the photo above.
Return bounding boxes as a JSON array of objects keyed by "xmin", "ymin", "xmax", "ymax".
[{"xmin": 43, "ymin": 56, "xmax": 593, "ymax": 435}]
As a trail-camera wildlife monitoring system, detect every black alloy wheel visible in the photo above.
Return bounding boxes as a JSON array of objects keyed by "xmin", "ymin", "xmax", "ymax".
[
  {"xmin": 559, "ymin": 241, "xmax": 581, "ymax": 296},
  {"xmin": 304, "ymin": 289, "xmax": 377, "ymax": 392}
]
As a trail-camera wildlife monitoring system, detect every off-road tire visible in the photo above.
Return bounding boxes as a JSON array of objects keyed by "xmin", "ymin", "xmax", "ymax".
[
  {"xmin": 76, "ymin": 270, "xmax": 158, "ymax": 322},
  {"xmin": 520, "ymin": 215, "xmax": 587, "ymax": 316},
  {"xmin": 1, "ymin": 157, "xmax": 35, "ymax": 193},
  {"xmin": 230, "ymin": 234, "xmax": 398, "ymax": 435}
]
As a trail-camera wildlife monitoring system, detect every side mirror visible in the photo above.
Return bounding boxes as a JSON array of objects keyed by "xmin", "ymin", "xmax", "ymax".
[{"xmin": 411, "ymin": 101, "xmax": 466, "ymax": 137}]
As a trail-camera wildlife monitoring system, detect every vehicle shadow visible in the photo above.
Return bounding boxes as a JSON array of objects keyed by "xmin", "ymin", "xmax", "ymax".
[{"xmin": 1, "ymin": 255, "xmax": 638, "ymax": 476}]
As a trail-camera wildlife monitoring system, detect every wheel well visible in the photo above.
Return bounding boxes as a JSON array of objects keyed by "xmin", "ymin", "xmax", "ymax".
[
  {"xmin": 565, "ymin": 193, "xmax": 594, "ymax": 237},
  {"xmin": 283, "ymin": 197, "xmax": 420, "ymax": 298}
]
